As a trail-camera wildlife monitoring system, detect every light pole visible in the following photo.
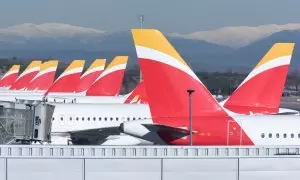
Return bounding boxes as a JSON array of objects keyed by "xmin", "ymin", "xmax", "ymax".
[
  {"xmin": 138, "ymin": 15, "xmax": 144, "ymax": 82},
  {"xmin": 187, "ymin": 89, "xmax": 195, "ymax": 146}
]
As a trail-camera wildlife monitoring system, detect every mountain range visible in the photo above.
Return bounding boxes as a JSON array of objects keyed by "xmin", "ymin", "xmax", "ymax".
[{"xmin": 0, "ymin": 23, "xmax": 300, "ymax": 72}]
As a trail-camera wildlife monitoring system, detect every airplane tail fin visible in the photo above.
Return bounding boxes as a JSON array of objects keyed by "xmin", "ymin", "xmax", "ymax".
[
  {"xmin": 75, "ymin": 59, "xmax": 106, "ymax": 93},
  {"xmin": 0, "ymin": 65, "xmax": 20, "ymax": 88},
  {"xmin": 86, "ymin": 56, "xmax": 128, "ymax": 96},
  {"xmin": 26, "ymin": 60, "xmax": 59, "ymax": 91},
  {"xmin": 45, "ymin": 60, "xmax": 85, "ymax": 94},
  {"xmin": 124, "ymin": 80, "xmax": 147, "ymax": 104},
  {"xmin": 224, "ymin": 43, "xmax": 295, "ymax": 114},
  {"xmin": 132, "ymin": 29, "xmax": 227, "ymax": 125},
  {"xmin": 9, "ymin": 60, "xmax": 42, "ymax": 90}
]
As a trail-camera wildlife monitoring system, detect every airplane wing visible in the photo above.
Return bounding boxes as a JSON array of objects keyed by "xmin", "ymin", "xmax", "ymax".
[
  {"xmin": 143, "ymin": 124, "xmax": 194, "ymax": 143},
  {"xmin": 68, "ymin": 127, "xmax": 121, "ymax": 145}
]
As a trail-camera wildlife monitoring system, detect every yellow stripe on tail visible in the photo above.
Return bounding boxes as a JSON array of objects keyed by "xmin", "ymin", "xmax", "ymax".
[
  {"xmin": 132, "ymin": 29, "xmax": 188, "ymax": 67},
  {"xmin": 255, "ymin": 43, "xmax": 295, "ymax": 68},
  {"xmin": 87, "ymin": 59, "xmax": 106, "ymax": 71},
  {"xmin": 64, "ymin": 60, "xmax": 85, "ymax": 72},
  {"xmin": 106, "ymin": 56, "xmax": 128, "ymax": 70}
]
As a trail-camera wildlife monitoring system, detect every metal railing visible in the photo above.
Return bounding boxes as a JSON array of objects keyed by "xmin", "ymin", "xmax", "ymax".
[{"xmin": 0, "ymin": 145, "xmax": 300, "ymax": 158}]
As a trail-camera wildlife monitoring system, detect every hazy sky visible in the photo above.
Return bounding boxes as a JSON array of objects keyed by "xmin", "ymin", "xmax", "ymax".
[{"xmin": 1, "ymin": 0, "xmax": 300, "ymax": 33}]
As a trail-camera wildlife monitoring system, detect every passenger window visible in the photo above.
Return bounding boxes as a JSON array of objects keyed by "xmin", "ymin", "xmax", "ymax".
[
  {"xmin": 261, "ymin": 133, "xmax": 265, "ymax": 138},
  {"xmin": 99, "ymin": 117, "xmax": 101, "ymax": 121},
  {"xmin": 110, "ymin": 117, "xmax": 113, "ymax": 121},
  {"xmin": 283, "ymin": 133, "xmax": 287, "ymax": 138},
  {"xmin": 82, "ymin": 117, "xmax": 84, "ymax": 121},
  {"xmin": 60, "ymin": 117, "xmax": 63, "ymax": 121},
  {"xmin": 127, "ymin": 117, "xmax": 130, "ymax": 121},
  {"xmin": 52, "ymin": 117, "xmax": 55, "ymax": 121},
  {"xmin": 133, "ymin": 117, "xmax": 136, "ymax": 120},
  {"xmin": 291, "ymin": 134, "xmax": 295, "ymax": 138},
  {"xmin": 93, "ymin": 117, "xmax": 96, "ymax": 121},
  {"xmin": 87, "ymin": 117, "xmax": 90, "ymax": 121},
  {"xmin": 116, "ymin": 117, "xmax": 119, "ymax": 121},
  {"xmin": 104, "ymin": 117, "xmax": 107, "ymax": 121},
  {"xmin": 70, "ymin": 117, "xmax": 72, "ymax": 121},
  {"xmin": 76, "ymin": 117, "xmax": 79, "ymax": 121},
  {"xmin": 268, "ymin": 133, "xmax": 272, "ymax": 138},
  {"xmin": 276, "ymin": 133, "xmax": 279, "ymax": 138},
  {"xmin": 298, "ymin": 134, "xmax": 300, "ymax": 138}
]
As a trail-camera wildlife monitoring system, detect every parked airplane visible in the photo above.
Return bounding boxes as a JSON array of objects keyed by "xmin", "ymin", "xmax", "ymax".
[
  {"xmin": 48, "ymin": 30, "xmax": 298, "ymax": 146},
  {"xmin": 45, "ymin": 56, "xmax": 129, "ymax": 103},
  {"xmin": 0, "ymin": 60, "xmax": 59, "ymax": 102},
  {"xmin": 0, "ymin": 57, "xmax": 130, "ymax": 104},
  {"xmin": 0, "ymin": 65, "xmax": 20, "ymax": 89},
  {"xmin": 119, "ymin": 28, "xmax": 300, "ymax": 146},
  {"xmin": 45, "ymin": 44, "xmax": 297, "ymax": 117}
]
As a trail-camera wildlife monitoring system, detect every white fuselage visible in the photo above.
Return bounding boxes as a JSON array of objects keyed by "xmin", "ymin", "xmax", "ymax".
[
  {"xmin": 49, "ymin": 103, "xmax": 151, "ymax": 145},
  {"xmin": 49, "ymin": 102, "xmax": 300, "ymax": 146},
  {"xmin": 233, "ymin": 115, "xmax": 300, "ymax": 145},
  {"xmin": 51, "ymin": 103, "xmax": 151, "ymax": 133}
]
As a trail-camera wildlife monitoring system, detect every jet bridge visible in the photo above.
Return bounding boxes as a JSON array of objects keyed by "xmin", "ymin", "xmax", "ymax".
[{"xmin": 0, "ymin": 101, "xmax": 55, "ymax": 144}]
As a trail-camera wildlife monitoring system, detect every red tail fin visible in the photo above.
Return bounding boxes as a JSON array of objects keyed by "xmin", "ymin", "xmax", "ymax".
[
  {"xmin": 0, "ymin": 65, "xmax": 20, "ymax": 88},
  {"xmin": 9, "ymin": 61, "xmax": 41, "ymax": 90},
  {"xmin": 124, "ymin": 80, "xmax": 147, "ymax": 104},
  {"xmin": 86, "ymin": 56, "xmax": 128, "ymax": 96},
  {"xmin": 224, "ymin": 43, "xmax": 295, "ymax": 114},
  {"xmin": 75, "ymin": 59, "xmax": 106, "ymax": 93},
  {"xmin": 132, "ymin": 29, "xmax": 227, "ymax": 122},
  {"xmin": 45, "ymin": 60, "xmax": 85, "ymax": 94},
  {"xmin": 26, "ymin": 60, "xmax": 59, "ymax": 91}
]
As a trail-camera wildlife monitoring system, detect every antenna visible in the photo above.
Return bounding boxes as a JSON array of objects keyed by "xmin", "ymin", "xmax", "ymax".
[
  {"xmin": 138, "ymin": 15, "xmax": 144, "ymax": 29},
  {"xmin": 137, "ymin": 14, "xmax": 144, "ymax": 82}
]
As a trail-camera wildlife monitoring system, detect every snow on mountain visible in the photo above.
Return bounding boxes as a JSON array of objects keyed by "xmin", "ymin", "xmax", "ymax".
[
  {"xmin": 0, "ymin": 23, "xmax": 105, "ymax": 39},
  {"xmin": 170, "ymin": 23, "xmax": 300, "ymax": 48}
]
